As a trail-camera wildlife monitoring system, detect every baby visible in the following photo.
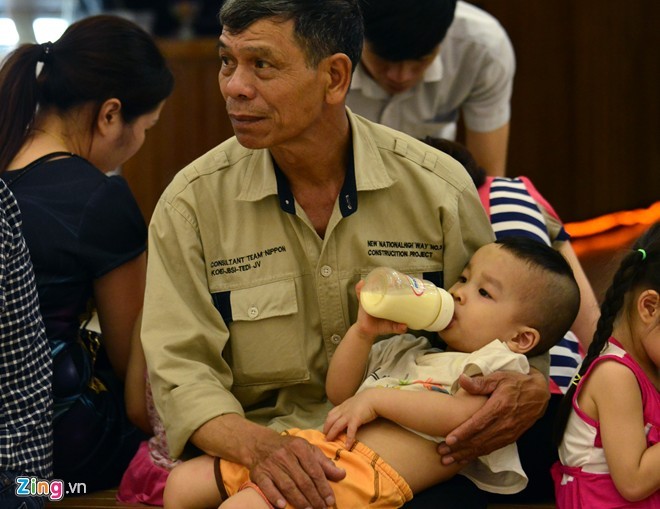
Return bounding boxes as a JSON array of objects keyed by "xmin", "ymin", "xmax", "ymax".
[{"xmin": 165, "ymin": 236, "xmax": 580, "ymax": 509}]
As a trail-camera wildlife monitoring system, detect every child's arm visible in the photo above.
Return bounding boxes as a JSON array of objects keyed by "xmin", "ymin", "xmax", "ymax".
[
  {"xmin": 324, "ymin": 381, "xmax": 487, "ymax": 448},
  {"xmin": 325, "ymin": 322, "xmax": 377, "ymax": 405},
  {"xmin": 587, "ymin": 360, "xmax": 660, "ymax": 501},
  {"xmin": 326, "ymin": 280, "xmax": 407, "ymax": 405},
  {"xmin": 557, "ymin": 241, "xmax": 599, "ymax": 351},
  {"xmin": 124, "ymin": 309, "xmax": 152, "ymax": 435}
]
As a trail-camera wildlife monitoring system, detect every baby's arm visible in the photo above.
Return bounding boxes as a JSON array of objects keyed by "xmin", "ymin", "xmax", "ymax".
[
  {"xmin": 325, "ymin": 322, "xmax": 376, "ymax": 405},
  {"xmin": 326, "ymin": 280, "xmax": 407, "ymax": 404},
  {"xmin": 324, "ymin": 382, "xmax": 487, "ymax": 448},
  {"xmin": 589, "ymin": 360, "xmax": 660, "ymax": 501}
]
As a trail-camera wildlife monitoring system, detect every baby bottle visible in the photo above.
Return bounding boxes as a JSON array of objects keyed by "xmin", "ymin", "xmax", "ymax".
[{"xmin": 360, "ymin": 267, "xmax": 454, "ymax": 331}]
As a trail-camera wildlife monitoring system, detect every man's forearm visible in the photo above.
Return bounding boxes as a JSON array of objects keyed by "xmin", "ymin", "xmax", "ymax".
[
  {"xmin": 465, "ymin": 124, "xmax": 509, "ymax": 177},
  {"xmin": 190, "ymin": 413, "xmax": 278, "ymax": 467}
]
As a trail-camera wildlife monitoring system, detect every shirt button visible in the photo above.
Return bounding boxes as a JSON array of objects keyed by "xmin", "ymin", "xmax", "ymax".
[
  {"xmin": 320, "ymin": 265, "xmax": 332, "ymax": 277},
  {"xmin": 331, "ymin": 334, "xmax": 341, "ymax": 344},
  {"xmin": 247, "ymin": 306, "xmax": 259, "ymax": 319}
]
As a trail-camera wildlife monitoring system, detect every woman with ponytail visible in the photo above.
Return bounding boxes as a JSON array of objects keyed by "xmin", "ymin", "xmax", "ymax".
[
  {"xmin": 0, "ymin": 15, "xmax": 173, "ymax": 490},
  {"xmin": 552, "ymin": 222, "xmax": 660, "ymax": 507}
]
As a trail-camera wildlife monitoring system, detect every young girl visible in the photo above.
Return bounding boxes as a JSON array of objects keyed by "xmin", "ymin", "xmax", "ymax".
[
  {"xmin": 117, "ymin": 312, "xmax": 180, "ymax": 506},
  {"xmin": 552, "ymin": 222, "xmax": 660, "ymax": 507}
]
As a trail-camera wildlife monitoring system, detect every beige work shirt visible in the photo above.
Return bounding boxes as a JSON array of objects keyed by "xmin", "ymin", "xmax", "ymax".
[{"xmin": 142, "ymin": 109, "xmax": 495, "ymax": 458}]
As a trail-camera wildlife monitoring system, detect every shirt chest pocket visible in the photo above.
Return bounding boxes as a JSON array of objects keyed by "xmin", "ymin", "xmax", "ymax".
[
  {"xmin": 230, "ymin": 279, "xmax": 298, "ymax": 322},
  {"xmin": 214, "ymin": 279, "xmax": 310, "ymax": 390}
]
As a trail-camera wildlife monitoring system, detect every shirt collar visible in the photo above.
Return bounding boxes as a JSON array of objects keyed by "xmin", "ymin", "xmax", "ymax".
[
  {"xmin": 272, "ymin": 140, "xmax": 358, "ymax": 218},
  {"xmin": 236, "ymin": 108, "xmax": 396, "ymax": 217}
]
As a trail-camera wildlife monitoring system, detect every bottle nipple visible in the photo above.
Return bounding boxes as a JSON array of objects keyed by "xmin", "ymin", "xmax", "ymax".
[{"xmin": 427, "ymin": 288, "xmax": 455, "ymax": 331}]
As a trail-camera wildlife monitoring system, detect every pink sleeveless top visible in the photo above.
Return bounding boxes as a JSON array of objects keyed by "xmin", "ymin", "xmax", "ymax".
[{"xmin": 552, "ymin": 338, "xmax": 660, "ymax": 508}]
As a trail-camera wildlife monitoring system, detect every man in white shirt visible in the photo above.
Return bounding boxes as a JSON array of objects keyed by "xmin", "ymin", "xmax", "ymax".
[{"xmin": 347, "ymin": 0, "xmax": 515, "ymax": 176}]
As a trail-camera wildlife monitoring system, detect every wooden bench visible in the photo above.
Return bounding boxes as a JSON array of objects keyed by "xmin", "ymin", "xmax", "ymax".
[
  {"xmin": 46, "ymin": 488, "xmax": 555, "ymax": 509},
  {"xmin": 45, "ymin": 489, "xmax": 145, "ymax": 508}
]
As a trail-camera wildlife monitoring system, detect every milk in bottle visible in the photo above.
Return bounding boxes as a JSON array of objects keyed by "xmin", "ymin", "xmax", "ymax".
[{"xmin": 360, "ymin": 267, "xmax": 454, "ymax": 331}]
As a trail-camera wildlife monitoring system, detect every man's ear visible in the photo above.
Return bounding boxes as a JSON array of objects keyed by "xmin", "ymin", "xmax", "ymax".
[
  {"xmin": 323, "ymin": 53, "xmax": 352, "ymax": 105},
  {"xmin": 507, "ymin": 327, "xmax": 540, "ymax": 354},
  {"xmin": 96, "ymin": 98, "xmax": 123, "ymax": 137}
]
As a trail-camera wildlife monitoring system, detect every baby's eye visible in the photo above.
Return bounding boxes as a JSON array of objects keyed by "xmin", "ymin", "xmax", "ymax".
[
  {"xmin": 457, "ymin": 275, "xmax": 467, "ymax": 283},
  {"xmin": 479, "ymin": 288, "xmax": 492, "ymax": 298}
]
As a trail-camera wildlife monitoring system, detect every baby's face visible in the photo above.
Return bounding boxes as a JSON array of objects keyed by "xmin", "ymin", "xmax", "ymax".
[{"xmin": 440, "ymin": 244, "xmax": 531, "ymax": 352}]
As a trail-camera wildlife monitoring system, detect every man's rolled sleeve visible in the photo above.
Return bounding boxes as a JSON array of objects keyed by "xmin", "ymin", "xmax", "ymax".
[{"xmin": 165, "ymin": 382, "xmax": 244, "ymax": 459}]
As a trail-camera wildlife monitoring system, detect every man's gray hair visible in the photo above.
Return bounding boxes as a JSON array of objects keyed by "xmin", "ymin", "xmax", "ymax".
[{"xmin": 219, "ymin": 0, "xmax": 363, "ymax": 72}]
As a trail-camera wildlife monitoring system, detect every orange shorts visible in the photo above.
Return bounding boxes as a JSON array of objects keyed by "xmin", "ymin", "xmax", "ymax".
[{"xmin": 215, "ymin": 428, "xmax": 413, "ymax": 508}]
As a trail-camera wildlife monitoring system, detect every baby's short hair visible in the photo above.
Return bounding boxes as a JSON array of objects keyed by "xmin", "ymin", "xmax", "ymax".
[{"xmin": 496, "ymin": 236, "xmax": 580, "ymax": 356}]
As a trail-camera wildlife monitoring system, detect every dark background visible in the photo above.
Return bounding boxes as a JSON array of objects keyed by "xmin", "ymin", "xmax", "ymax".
[{"xmin": 475, "ymin": 0, "xmax": 659, "ymax": 222}]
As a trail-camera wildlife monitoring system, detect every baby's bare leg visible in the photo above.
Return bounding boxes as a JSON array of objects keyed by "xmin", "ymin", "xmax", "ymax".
[
  {"xmin": 220, "ymin": 487, "xmax": 272, "ymax": 508},
  {"xmin": 164, "ymin": 454, "xmax": 223, "ymax": 509}
]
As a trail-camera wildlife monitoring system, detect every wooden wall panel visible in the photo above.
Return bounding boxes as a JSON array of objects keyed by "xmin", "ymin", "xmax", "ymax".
[
  {"xmin": 476, "ymin": 0, "xmax": 660, "ymax": 222},
  {"xmin": 121, "ymin": 38, "xmax": 233, "ymax": 222}
]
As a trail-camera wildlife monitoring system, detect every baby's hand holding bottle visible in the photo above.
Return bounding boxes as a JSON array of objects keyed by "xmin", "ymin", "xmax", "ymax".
[{"xmin": 354, "ymin": 280, "xmax": 408, "ymax": 341}]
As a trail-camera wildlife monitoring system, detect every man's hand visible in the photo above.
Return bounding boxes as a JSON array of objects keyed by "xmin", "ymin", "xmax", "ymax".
[
  {"xmin": 437, "ymin": 370, "xmax": 549, "ymax": 465},
  {"xmin": 323, "ymin": 391, "xmax": 378, "ymax": 448},
  {"xmin": 248, "ymin": 431, "xmax": 346, "ymax": 509}
]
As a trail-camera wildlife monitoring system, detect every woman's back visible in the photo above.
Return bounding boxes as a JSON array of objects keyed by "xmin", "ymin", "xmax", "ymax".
[
  {"xmin": 2, "ymin": 154, "xmax": 146, "ymax": 342},
  {"xmin": 0, "ymin": 13, "xmax": 173, "ymax": 490}
]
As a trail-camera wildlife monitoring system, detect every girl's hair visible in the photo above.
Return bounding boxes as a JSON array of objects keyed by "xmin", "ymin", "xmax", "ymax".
[
  {"xmin": 553, "ymin": 222, "xmax": 660, "ymax": 446},
  {"xmin": 0, "ymin": 14, "xmax": 174, "ymax": 170}
]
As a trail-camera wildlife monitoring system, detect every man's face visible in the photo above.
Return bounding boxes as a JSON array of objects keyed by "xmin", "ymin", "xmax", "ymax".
[
  {"xmin": 218, "ymin": 19, "xmax": 328, "ymax": 149},
  {"xmin": 440, "ymin": 243, "xmax": 532, "ymax": 352},
  {"xmin": 359, "ymin": 42, "xmax": 439, "ymax": 95}
]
